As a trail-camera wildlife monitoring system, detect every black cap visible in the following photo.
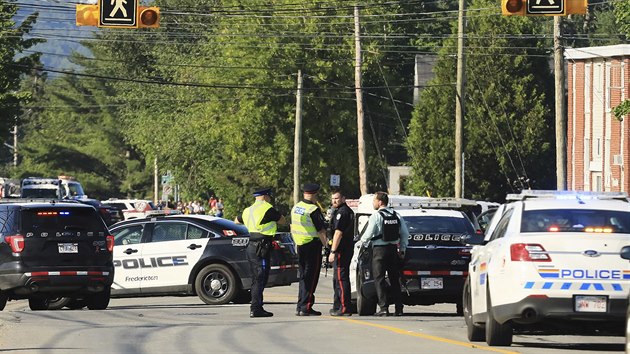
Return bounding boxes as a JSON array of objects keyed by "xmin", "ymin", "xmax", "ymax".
[
  {"xmin": 252, "ymin": 187, "xmax": 273, "ymax": 197},
  {"xmin": 302, "ymin": 183, "xmax": 320, "ymax": 194}
]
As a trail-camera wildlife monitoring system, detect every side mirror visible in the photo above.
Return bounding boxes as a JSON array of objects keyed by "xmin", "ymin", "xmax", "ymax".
[
  {"xmin": 459, "ymin": 233, "xmax": 485, "ymax": 246},
  {"xmin": 621, "ymin": 245, "xmax": 630, "ymax": 260}
]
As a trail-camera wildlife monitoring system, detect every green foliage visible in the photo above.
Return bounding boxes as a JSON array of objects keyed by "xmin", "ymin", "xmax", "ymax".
[
  {"xmin": 0, "ymin": 1, "xmax": 42, "ymax": 143},
  {"xmin": 613, "ymin": 0, "xmax": 630, "ymax": 39},
  {"xmin": 406, "ymin": 0, "xmax": 556, "ymax": 201},
  {"xmin": 613, "ymin": 100, "xmax": 630, "ymax": 122}
]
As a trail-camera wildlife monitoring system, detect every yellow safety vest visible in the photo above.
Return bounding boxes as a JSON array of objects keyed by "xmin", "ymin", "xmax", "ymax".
[
  {"xmin": 242, "ymin": 200, "xmax": 277, "ymax": 237},
  {"xmin": 290, "ymin": 201, "xmax": 319, "ymax": 245}
]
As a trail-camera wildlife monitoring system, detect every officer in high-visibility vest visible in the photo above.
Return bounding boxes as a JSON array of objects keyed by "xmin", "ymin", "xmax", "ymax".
[
  {"xmin": 291, "ymin": 183, "xmax": 328, "ymax": 316},
  {"xmin": 235, "ymin": 187, "xmax": 286, "ymax": 318}
]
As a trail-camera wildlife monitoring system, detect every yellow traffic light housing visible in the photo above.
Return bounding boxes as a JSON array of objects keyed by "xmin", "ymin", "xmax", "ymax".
[
  {"xmin": 566, "ymin": 0, "xmax": 587, "ymax": 15},
  {"xmin": 138, "ymin": 7, "xmax": 160, "ymax": 28},
  {"xmin": 76, "ymin": 4, "xmax": 99, "ymax": 26},
  {"xmin": 502, "ymin": 0, "xmax": 525, "ymax": 15}
]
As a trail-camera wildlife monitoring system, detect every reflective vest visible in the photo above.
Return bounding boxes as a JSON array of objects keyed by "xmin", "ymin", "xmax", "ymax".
[
  {"xmin": 242, "ymin": 200, "xmax": 277, "ymax": 237},
  {"xmin": 290, "ymin": 201, "xmax": 319, "ymax": 245}
]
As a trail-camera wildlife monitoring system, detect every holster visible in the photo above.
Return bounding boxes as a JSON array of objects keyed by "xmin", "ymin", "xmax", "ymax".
[{"xmin": 254, "ymin": 238, "xmax": 272, "ymax": 258}]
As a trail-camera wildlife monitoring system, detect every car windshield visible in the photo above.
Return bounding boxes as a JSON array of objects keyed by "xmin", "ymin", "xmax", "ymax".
[
  {"xmin": 521, "ymin": 209, "xmax": 630, "ymax": 234},
  {"xmin": 21, "ymin": 188, "xmax": 59, "ymax": 198},
  {"xmin": 404, "ymin": 215, "xmax": 472, "ymax": 234}
]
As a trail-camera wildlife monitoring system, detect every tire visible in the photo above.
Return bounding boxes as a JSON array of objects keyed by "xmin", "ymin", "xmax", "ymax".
[
  {"xmin": 463, "ymin": 277, "xmax": 484, "ymax": 341},
  {"xmin": 47, "ymin": 297, "xmax": 73, "ymax": 310},
  {"xmin": 232, "ymin": 290, "xmax": 251, "ymax": 304},
  {"xmin": 356, "ymin": 272, "xmax": 376, "ymax": 316},
  {"xmin": 29, "ymin": 296, "xmax": 49, "ymax": 311},
  {"xmin": 0, "ymin": 291, "xmax": 7, "ymax": 311},
  {"xmin": 195, "ymin": 264, "xmax": 238, "ymax": 305},
  {"xmin": 86, "ymin": 288, "xmax": 111, "ymax": 310},
  {"xmin": 485, "ymin": 285, "xmax": 513, "ymax": 346}
]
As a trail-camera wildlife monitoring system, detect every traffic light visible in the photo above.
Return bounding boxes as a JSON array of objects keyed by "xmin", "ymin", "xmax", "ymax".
[
  {"xmin": 138, "ymin": 6, "xmax": 160, "ymax": 28},
  {"xmin": 502, "ymin": 0, "xmax": 525, "ymax": 16},
  {"xmin": 76, "ymin": 4, "xmax": 99, "ymax": 26}
]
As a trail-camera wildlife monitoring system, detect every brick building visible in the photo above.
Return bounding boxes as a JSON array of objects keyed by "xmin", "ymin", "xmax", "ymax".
[{"xmin": 565, "ymin": 44, "xmax": 630, "ymax": 192}]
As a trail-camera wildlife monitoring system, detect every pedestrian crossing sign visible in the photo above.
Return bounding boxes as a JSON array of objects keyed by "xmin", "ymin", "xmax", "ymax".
[{"xmin": 100, "ymin": 0, "xmax": 138, "ymax": 28}]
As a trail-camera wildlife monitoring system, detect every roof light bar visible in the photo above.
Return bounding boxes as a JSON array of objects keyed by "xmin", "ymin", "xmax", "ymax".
[{"xmin": 507, "ymin": 190, "xmax": 628, "ymax": 202}]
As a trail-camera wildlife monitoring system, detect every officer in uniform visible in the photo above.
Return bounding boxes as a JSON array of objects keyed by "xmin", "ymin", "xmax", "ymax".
[
  {"xmin": 327, "ymin": 189, "xmax": 355, "ymax": 316},
  {"xmin": 235, "ymin": 187, "xmax": 286, "ymax": 318},
  {"xmin": 291, "ymin": 183, "xmax": 328, "ymax": 316},
  {"xmin": 360, "ymin": 191, "xmax": 409, "ymax": 316}
]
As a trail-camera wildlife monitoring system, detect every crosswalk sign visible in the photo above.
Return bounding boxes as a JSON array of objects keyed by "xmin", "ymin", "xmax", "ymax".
[{"xmin": 100, "ymin": 0, "xmax": 138, "ymax": 28}]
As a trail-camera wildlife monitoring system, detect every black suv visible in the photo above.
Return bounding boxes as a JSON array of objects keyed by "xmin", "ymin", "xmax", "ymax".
[
  {"xmin": 353, "ymin": 208, "xmax": 479, "ymax": 315},
  {"xmin": 0, "ymin": 201, "xmax": 114, "ymax": 310}
]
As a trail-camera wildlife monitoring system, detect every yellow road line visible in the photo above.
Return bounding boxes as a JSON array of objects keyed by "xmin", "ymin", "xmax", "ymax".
[{"xmin": 328, "ymin": 316, "xmax": 520, "ymax": 354}]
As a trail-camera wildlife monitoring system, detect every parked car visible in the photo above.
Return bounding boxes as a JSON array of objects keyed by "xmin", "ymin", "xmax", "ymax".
[
  {"xmin": 102, "ymin": 198, "xmax": 175, "ymax": 220},
  {"xmin": 0, "ymin": 200, "xmax": 114, "ymax": 311},
  {"xmin": 107, "ymin": 215, "xmax": 298, "ymax": 305},
  {"xmin": 350, "ymin": 194, "xmax": 480, "ymax": 315},
  {"xmin": 464, "ymin": 190, "xmax": 630, "ymax": 346}
]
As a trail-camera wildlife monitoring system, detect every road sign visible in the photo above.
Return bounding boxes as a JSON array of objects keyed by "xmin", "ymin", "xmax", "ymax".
[
  {"xmin": 330, "ymin": 175, "xmax": 340, "ymax": 187},
  {"xmin": 527, "ymin": 0, "xmax": 564, "ymax": 15},
  {"xmin": 100, "ymin": 0, "xmax": 138, "ymax": 28}
]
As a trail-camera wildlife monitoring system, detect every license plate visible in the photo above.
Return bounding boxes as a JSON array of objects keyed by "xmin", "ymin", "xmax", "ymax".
[
  {"xmin": 58, "ymin": 243, "xmax": 78, "ymax": 254},
  {"xmin": 575, "ymin": 295, "xmax": 607, "ymax": 313},
  {"xmin": 421, "ymin": 277, "xmax": 443, "ymax": 289}
]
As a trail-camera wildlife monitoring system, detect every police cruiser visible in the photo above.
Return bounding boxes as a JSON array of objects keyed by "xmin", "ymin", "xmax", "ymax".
[
  {"xmin": 463, "ymin": 190, "xmax": 630, "ymax": 346},
  {"xmin": 108, "ymin": 214, "xmax": 298, "ymax": 305},
  {"xmin": 351, "ymin": 195, "xmax": 479, "ymax": 315}
]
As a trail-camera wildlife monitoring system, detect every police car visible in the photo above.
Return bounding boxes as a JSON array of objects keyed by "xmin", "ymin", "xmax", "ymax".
[
  {"xmin": 108, "ymin": 215, "xmax": 298, "ymax": 305},
  {"xmin": 620, "ymin": 245, "xmax": 630, "ymax": 353},
  {"xmin": 351, "ymin": 195, "xmax": 479, "ymax": 315},
  {"xmin": 463, "ymin": 191, "xmax": 630, "ymax": 346}
]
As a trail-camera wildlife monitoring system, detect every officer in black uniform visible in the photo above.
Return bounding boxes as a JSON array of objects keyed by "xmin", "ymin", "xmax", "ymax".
[
  {"xmin": 235, "ymin": 187, "xmax": 285, "ymax": 318},
  {"xmin": 290, "ymin": 183, "xmax": 328, "ymax": 316},
  {"xmin": 327, "ymin": 189, "xmax": 355, "ymax": 316},
  {"xmin": 360, "ymin": 191, "xmax": 409, "ymax": 316}
]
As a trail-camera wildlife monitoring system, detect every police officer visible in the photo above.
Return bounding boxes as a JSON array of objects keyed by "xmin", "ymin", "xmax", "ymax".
[
  {"xmin": 327, "ymin": 189, "xmax": 354, "ymax": 316},
  {"xmin": 360, "ymin": 191, "xmax": 409, "ymax": 316},
  {"xmin": 235, "ymin": 187, "xmax": 286, "ymax": 318},
  {"xmin": 291, "ymin": 183, "xmax": 328, "ymax": 316}
]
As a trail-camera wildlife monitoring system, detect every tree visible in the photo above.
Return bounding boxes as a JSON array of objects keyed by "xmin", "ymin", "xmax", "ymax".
[
  {"xmin": 406, "ymin": 0, "xmax": 556, "ymax": 201},
  {"xmin": 0, "ymin": 0, "xmax": 41, "ymax": 157}
]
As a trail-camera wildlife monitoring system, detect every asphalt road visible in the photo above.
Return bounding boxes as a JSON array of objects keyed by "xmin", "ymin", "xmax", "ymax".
[{"xmin": 0, "ymin": 272, "xmax": 624, "ymax": 354}]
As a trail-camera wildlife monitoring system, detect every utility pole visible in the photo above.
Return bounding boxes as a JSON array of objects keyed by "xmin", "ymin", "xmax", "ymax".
[
  {"xmin": 12, "ymin": 122, "xmax": 17, "ymax": 167},
  {"xmin": 554, "ymin": 16, "xmax": 566, "ymax": 190},
  {"xmin": 293, "ymin": 70, "xmax": 304, "ymax": 204},
  {"xmin": 454, "ymin": 0, "xmax": 466, "ymax": 198},
  {"xmin": 355, "ymin": 5, "xmax": 368, "ymax": 195},
  {"xmin": 154, "ymin": 157, "xmax": 158, "ymax": 204}
]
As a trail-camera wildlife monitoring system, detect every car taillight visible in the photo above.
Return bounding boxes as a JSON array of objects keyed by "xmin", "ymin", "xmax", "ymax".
[
  {"xmin": 5, "ymin": 235, "xmax": 25, "ymax": 253},
  {"xmin": 106, "ymin": 235, "xmax": 114, "ymax": 252},
  {"xmin": 510, "ymin": 243, "xmax": 551, "ymax": 262}
]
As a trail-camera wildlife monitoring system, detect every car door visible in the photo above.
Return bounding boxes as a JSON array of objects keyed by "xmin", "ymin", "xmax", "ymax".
[
  {"xmin": 111, "ymin": 223, "xmax": 146, "ymax": 294},
  {"xmin": 350, "ymin": 213, "xmax": 373, "ymax": 298},
  {"xmin": 140, "ymin": 220, "xmax": 209, "ymax": 292}
]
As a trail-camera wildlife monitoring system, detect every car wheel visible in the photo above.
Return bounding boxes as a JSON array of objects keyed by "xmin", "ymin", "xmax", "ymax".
[
  {"xmin": 0, "ymin": 291, "xmax": 8, "ymax": 311},
  {"xmin": 485, "ymin": 284, "xmax": 513, "ymax": 346},
  {"xmin": 463, "ymin": 277, "xmax": 484, "ymax": 341},
  {"xmin": 195, "ymin": 264, "xmax": 238, "ymax": 305},
  {"xmin": 232, "ymin": 290, "xmax": 251, "ymax": 304},
  {"xmin": 86, "ymin": 288, "xmax": 111, "ymax": 310},
  {"xmin": 29, "ymin": 296, "xmax": 49, "ymax": 311},
  {"xmin": 47, "ymin": 297, "xmax": 73, "ymax": 310},
  {"xmin": 357, "ymin": 272, "xmax": 376, "ymax": 316}
]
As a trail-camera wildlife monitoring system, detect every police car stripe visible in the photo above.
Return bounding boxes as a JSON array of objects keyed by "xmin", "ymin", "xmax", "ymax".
[
  {"xmin": 25, "ymin": 271, "xmax": 110, "ymax": 276},
  {"xmin": 522, "ymin": 281, "xmax": 626, "ymax": 291},
  {"xmin": 406, "ymin": 270, "xmax": 467, "ymax": 276},
  {"xmin": 269, "ymin": 264, "xmax": 299, "ymax": 270}
]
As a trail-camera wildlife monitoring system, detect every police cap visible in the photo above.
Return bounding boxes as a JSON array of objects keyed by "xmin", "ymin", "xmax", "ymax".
[
  {"xmin": 252, "ymin": 187, "xmax": 273, "ymax": 197},
  {"xmin": 302, "ymin": 183, "xmax": 320, "ymax": 194}
]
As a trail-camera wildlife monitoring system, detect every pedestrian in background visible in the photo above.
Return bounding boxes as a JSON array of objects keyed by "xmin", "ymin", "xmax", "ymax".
[
  {"xmin": 327, "ymin": 189, "xmax": 355, "ymax": 316},
  {"xmin": 235, "ymin": 187, "xmax": 285, "ymax": 318},
  {"xmin": 216, "ymin": 198, "xmax": 224, "ymax": 218},
  {"xmin": 290, "ymin": 183, "xmax": 328, "ymax": 316},
  {"xmin": 360, "ymin": 191, "xmax": 409, "ymax": 316}
]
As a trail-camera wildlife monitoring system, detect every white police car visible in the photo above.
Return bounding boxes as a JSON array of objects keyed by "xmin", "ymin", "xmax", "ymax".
[
  {"xmin": 109, "ymin": 215, "xmax": 298, "ymax": 305},
  {"xmin": 463, "ymin": 190, "xmax": 630, "ymax": 346}
]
